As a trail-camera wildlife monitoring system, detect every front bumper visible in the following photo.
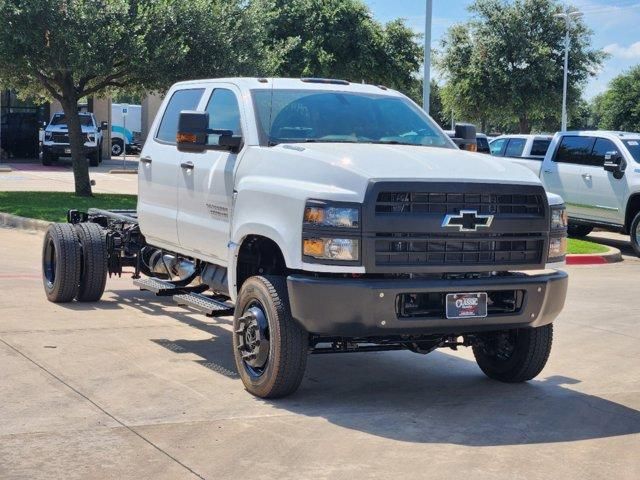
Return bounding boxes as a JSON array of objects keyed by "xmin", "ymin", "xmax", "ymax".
[
  {"xmin": 287, "ymin": 270, "xmax": 568, "ymax": 337},
  {"xmin": 43, "ymin": 143, "xmax": 98, "ymax": 155}
]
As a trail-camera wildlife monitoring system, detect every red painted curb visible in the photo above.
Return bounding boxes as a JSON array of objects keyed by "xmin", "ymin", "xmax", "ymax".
[{"xmin": 566, "ymin": 255, "xmax": 609, "ymax": 265}]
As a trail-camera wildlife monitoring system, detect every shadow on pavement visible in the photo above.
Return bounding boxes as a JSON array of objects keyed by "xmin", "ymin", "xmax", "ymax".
[
  {"xmin": 99, "ymin": 288, "xmax": 640, "ymax": 447},
  {"xmin": 588, "ymin": 233, "xmax": 636, "ymax": 257}
]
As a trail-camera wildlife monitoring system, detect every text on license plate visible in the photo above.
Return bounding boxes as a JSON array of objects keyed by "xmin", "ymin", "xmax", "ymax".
[{"xmin": 446, "ymin": 292, "xmax": 488, "ymax": 319}]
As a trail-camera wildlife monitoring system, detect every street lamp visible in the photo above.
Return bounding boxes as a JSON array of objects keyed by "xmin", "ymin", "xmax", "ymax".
[
  {"xmin": 423, "ymin": 0, "xmax": 433, "ymax": 114},
  {"xmin": 555, "ymin": 8, "xmax": 583, "ymax": 132}
]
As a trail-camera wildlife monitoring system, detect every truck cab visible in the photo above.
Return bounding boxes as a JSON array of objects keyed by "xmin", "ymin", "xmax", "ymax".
[
  {"xmin": 43, "ymin": 78, "xmax": 568, "ymax": 398},
  {"xmin": 540, "ymin": 131, "xmax": 640, "ymax": 254}
]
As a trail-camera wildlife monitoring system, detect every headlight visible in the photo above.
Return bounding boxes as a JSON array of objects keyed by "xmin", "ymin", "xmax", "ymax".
[
  {"xmin": 548, "ymin": 204, "xmax": 567, "ymax": 262},
  {"xmin": 551, "ymin": 205, "xmax": 568, "ymax": 230},
  {"xmin": 44, "ymin": 132, "xmax": 52, "ymax": 141},
  {"xmin": 86, "ymin": 134, "xmax": 95, "ymax": 142},
  {"xmin": 303, "ymin": 238, "xmax": 359, "ymax": 261},
  {"xmin": 304, "ymin": 202, "xmax": 359, "ymax": 229}
]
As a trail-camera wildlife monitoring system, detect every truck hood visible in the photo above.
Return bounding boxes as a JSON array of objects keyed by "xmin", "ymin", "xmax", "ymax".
[
  {"xmin": 46, "ymin": 125, "xmax": 97, "ymax": 134},
  {"xmin": 274, "ymin": 143, "xmax": 542, "ymax": 185}
]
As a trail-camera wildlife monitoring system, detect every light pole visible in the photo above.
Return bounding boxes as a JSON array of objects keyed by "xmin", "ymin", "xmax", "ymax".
[
  {"xmin": 555, "ymin": 8, "xmax": 582, "ymax": 131},
  {"xmin": 423, "ymin": 0, "xmax": 433, "ymax": 113}
]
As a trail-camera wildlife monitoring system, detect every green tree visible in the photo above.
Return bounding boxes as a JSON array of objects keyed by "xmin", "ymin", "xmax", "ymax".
[
  {"xmin": 0, "ymin": 0, "xmax": 270, "ymax": 196},
  {"xmin": 437, "ymin": 0, "xmax": 604, "ymax": 133},
  {"xmin": 596, "ymin": 65, "xmax": 640, "ymax": 132},
  {"xmin": 264, "ymin": 0, "xmax": 423, "ymax": 100}
]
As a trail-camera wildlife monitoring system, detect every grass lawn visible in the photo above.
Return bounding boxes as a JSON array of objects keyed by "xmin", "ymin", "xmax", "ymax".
[
  {"xmin": 0, "ymin": 191, "xmax": 137, "ymax": 223},
  {"xmin": 567, "ymin": 237, "xmax": 609, "ymax": 255}
]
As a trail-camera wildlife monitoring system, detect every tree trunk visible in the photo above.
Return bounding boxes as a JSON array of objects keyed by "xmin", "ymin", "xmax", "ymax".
[
  {"xmin": 60, "ymin": 87, "xmax": 92, "ymax": 197},
  {"xmin": 518, "ymin": 114, "xmax": 531, "ymax": 134}
]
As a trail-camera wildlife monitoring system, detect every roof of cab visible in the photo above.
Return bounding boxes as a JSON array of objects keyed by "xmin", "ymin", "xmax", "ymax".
[
  {"xmin": 169, "ymin": 77, "xmax": 403, "ymax": 96},
  {"xmin": 561, "ymin": 130, "xmax": 640, "ymax": 139}
]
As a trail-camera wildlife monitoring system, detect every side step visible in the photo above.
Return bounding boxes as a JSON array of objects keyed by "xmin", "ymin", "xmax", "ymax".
[
  {"xmin": 173, "ymin": 293, "xmax": 235, "ymax": 317},
  {"xmin": 133, "ymin": 277, "xmax": 206, "ymax": 296}
]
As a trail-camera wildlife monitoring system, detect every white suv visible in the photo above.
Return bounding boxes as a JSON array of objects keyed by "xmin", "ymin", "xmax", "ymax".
[
  {"xmin": 540, "ymin": 131, "xmax": 640, "ymax": 254},
  {"xmin": 490, "ymin": 134, "xmax": 553, "ymax": 176}
]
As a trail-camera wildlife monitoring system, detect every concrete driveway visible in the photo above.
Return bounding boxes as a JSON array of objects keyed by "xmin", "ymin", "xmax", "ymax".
[
  {"xmin": 0, "ymin": 157, "xmax": 138, "ymax": 195},
  {"xmin": 0, "ymin": 227, "xmax": 638, "ymax": 480}
]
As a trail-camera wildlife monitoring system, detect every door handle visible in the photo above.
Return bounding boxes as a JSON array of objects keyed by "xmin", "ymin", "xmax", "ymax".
[
  {"xmin": 582, "ymin": 173, "xmax": 592, "ymax": 180},
  {"xmin": 140, "ymin": 156, "xmax": 152, "ymax": 164},
  {"xmin": 543, "ymin": 169, "xmax": 553, "ymax": 174},
  {"xmin": 180, "ymin": 161, "xmax": 194, "ymax": 170}
]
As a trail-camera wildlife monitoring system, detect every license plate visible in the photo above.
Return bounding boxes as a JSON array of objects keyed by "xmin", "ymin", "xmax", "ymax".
[
  {"xmin": 64, "ymin": 148, "xmax": 71, "ymax": 154},
  {"xmin": 446, "ymin": 292, "xmax": 488, "ymax": 319}
]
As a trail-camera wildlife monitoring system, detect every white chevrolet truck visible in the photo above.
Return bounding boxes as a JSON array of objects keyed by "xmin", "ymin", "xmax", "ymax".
[{"xmin": 41, "ymin": 78, "xmax": 568, "ymax": 398}]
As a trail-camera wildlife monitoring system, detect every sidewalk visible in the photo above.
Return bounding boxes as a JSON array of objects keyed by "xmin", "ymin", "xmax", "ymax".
[{"xmin": 0, "ymin": 157, "xmax": 138, "ymax": 195}]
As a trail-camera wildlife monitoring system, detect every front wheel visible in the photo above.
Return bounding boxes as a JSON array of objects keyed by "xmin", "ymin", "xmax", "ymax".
[
  {"xmin": 473, "ymin": 324, "xmax": 553, "ymax": 383},
  {"xmin": 233, "ymin": 276, "xmax": 308, "ymax": 398},
  {"xmin": 111, "ymin": 139, "xmax": 124, "ymax": 156},
  {"xmin": 630, "ymin": 211, "xmax": 640, "ymax": 257},
  {"xmin": 567, "ymin": 223, "xmax": 593, "ymax": 238}
]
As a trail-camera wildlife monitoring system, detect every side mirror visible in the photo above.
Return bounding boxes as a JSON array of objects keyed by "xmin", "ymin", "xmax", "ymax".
[
  {"xmin": 177, "ymin": 110, "xmax": 243, "ymax": 153},
  {"xmin": 41, "ymin": 121, "xmax": 47, "ymax": 128},
  {"xmin": 603, "ymin": 151, "xmax": 626, "ymax": 179},
  {"xmin": 177, "ymin": 111, "xmax": 208, "ymax": 152},
  {"xmin": 100, "ymin": 121, "xmax": 108, "ymax": 131},
  {"xmin": 452, "ymin": 123, "xmax": 477, "ymax": 152}
]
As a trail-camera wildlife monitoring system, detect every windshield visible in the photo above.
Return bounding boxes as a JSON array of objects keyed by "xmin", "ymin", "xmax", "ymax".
[
  {"xmin": 252, "ymin": 89, "xmax": 454, "ymax": 148},
  {"xmin": 623, "ymin": 139, "xmax": 640, "ymax": 162},
  {"xmin": 50, "ymin": 114, "xmax": 93, "ymax": 127}
]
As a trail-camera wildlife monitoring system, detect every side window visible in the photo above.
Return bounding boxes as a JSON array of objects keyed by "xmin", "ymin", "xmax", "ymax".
[
  {"xmin": 205, "ymin": 88, "xmax": 242, "ymax": 145},
  {"xmin": 591, "ymin": 138, "xmax": 618, "ymax": 167},
  {"xmin": 504, "ymin": 138, "xmax": 526, "ymax": 157},
  {"xmin": 553, "ymin": 136, "xmax": 596, "ymax": 165},
  {"xmin": 530, "ymin": 139, "xmax": 551, "ymax": 157},
  {"xmin": 155, "ymin": 88, "xmax": 205, "ymax": 143},
  {"xmin": 490, "ymin": 138, "xmax": 506, "ymax": 156}
]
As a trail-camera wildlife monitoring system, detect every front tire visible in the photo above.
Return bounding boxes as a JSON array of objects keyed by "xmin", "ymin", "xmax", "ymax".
[
  {"xmin": 42, "ymin": 223, "xmax": 81, "ymax": 303},
  {"xmin": 473, "ymin": 324, "xmax": 553, "ymax": 383},
  {"xmin": 42, "ymin": 151, "xmax": 56, "ymax": 166},
  {"xmin": 630, "ymin": 211, "xmax": 640, "ymax": 257},
  {"xmin": 89, "ymin": 149, "xmax": 100, "ymax": 167},
  {"xmin": 233, "ymin": 276, "xmax": 308, "ymax": 398},
  {"xmin": 111, "ymin": 139, "xmax": 124, "ymax": 157},
  {"xmin": 567, "ymin": 223, "xmax": 593, "ymax": 238}
]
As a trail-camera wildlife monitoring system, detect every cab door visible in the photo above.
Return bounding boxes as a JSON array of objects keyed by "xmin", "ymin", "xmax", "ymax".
[
  {"xmin": 542, "ymin": 135, "xmax": 596, "ymax": 220},
  {"xmin": 177, "ymin": 86, "xmax": 244, "ymax": 264},
  {"xmin": 579, "ymin": 137, "xmax": 628, "ymax": 224},
  {"xmin": 138, "ymin": 88, "xmax": 205, "ymax": 248}
]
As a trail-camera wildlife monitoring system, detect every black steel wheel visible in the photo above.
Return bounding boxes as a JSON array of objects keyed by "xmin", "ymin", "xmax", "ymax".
[
  {"xmin": 473, "ymin": 324, "xmax": 553, "ymax": 383},
  {"xmin": 111, "ymin": 139, "xmax": 124, "ymax": 156},
  {"xmin": 42, "ymin": 223, "xmax": 81, "ymax": 303},
  {"xmin": 75, "ymin": 222, "xmax": 108, "ymax": 302},
  {"xmin": 233, "ymin": 276, "xmax": 308, "ymax": 398}
]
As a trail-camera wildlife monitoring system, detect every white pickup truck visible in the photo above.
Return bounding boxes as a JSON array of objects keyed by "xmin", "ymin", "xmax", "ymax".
[
  {"xmin": 40, "ymin": 78, "xmax": 568, "ymax": 398},
  {"xmin": 539, "ymin": 131, "xmax": 640, "ymax": 255}
]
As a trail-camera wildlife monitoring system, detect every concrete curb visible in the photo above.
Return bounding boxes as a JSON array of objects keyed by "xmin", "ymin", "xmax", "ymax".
[
  {"xmin": 109, "ymin": 169, "xmax": 137, "ymax": 174},
  {"xmin": 566, "ymin": 246, "xmax": 623, "ymax": 265},
  {"xmin": 0, "ymin": 213, "xmax": 52, "ymax": 232}
]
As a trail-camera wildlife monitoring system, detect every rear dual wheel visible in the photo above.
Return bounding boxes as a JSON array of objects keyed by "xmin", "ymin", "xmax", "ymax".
[
  {"xmin": 41, "ymin": 222, "xmax": 108, "ymax": 303},
  {"xmin": 233, "ymin": 276, "xmax": 308, "ymax": 398}
]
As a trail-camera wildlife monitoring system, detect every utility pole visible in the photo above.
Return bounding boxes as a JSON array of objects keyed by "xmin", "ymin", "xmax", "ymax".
[
  {"xmin": 423, "ymin": 0, "xmax": 433, "ymax": 114},
  {"xmin": 555, "ymin": 8, "xmax": 582, "ymax": 131}
]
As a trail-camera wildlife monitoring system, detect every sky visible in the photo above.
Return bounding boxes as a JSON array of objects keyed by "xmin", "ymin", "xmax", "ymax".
[{"xmin": 364, "ymin": 0, "xmax": 640, "ymax": 99}]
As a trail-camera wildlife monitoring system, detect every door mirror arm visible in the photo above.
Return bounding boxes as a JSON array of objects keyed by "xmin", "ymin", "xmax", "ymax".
[{"xmin": 603, "ymin": 151, "xmax": 626, "ymax": 179}]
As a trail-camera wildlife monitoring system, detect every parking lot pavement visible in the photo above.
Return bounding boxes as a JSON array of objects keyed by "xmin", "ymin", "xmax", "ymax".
[
  {"xmin": 0, "ymin": 158, "xmax": 138, "ymax": 195},
  {"xmin": 0, "ymin": 227, "xmax": 638, "ymax": 480}
]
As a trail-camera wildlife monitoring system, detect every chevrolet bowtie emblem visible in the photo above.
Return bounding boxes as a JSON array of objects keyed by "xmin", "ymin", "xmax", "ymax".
[{"xmin": 442, "ymin": 210, "xmax": 494, "ymax": 232}]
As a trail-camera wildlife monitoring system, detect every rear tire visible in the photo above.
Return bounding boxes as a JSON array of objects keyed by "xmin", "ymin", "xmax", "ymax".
[
  {"xmin": 473, "ymin": 324, "xmax": 553, "ymax": 383},
  {"xmin": 42, "ymin": 151, "xmax": 55, "ymax": 166},
  {"xmin": 42, "ymin": 223, "xmax": 81, "ymax": 303},
  {"xmin": 233, "ymin": 276, "xmax": 308, "ymax": 398},
  {"xmin": 75, "ymin": 223, "xmax": 108, "ymax": 302},
  {"xmin": 111, "ymin": 139, "xmax": 124, "ymax": 157},
  {"xmin": 567, "ymin": 223, "xmax": 593, "ymax": 238},
  {"xmin": 630, "ymin": 211, "xmax": 640, "ymax": 257}
]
